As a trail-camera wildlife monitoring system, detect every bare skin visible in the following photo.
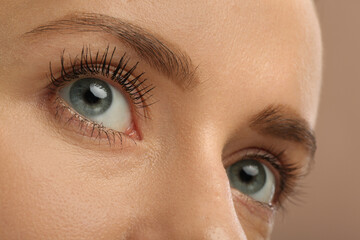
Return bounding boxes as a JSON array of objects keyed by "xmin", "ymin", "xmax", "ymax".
[{"xmin": 0, "ymin": 0, "xmax": 322, "ymax": 239}]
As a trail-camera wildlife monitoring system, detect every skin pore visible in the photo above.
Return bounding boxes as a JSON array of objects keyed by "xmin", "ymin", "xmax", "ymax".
[{"xmin": 0, "ymin": 0, "xmax": 322, "ymax": 239}]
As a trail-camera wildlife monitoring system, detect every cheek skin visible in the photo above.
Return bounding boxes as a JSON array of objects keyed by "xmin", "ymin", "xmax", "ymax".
[
  {"xmin": 0, "ymin": 95, "xmax": 264, "ymax": 240},
  {"xmin": 0, "ymin": 101, "xmax": 142, "ymax": 239},
  {"xmin": 232, "ymin": 190, "xmax": 275, "ymax": 240}
]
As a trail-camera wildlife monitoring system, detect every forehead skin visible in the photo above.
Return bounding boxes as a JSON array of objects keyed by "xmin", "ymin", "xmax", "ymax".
[{"xmin": 0, "ymin": 0, "xmax": 322, "ymax": 239}]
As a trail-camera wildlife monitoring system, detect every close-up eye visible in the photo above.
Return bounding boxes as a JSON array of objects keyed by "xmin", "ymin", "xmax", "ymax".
[
  {"xmin": 46, "ymin": 46, "xmax": 155, "ymax": 144},
  {"xmin": 227, "ymin": 158, "xmax": 276, "ymax": 204},
  {"xmin": 59, "ymin": 77, "xmax": 131, "ymax": 132}
]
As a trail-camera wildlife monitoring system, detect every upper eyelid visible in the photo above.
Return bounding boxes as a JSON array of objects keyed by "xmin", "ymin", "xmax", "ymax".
[
  {"xmin": 223, "ymin": 147, "xmax": 282, "ymax": 166},
  {"xmin": 249, "ymin": 105, "xmax": 317, "ymax": 159}
]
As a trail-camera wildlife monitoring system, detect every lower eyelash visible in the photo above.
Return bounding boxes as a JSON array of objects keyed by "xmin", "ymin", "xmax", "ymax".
[{"xmin": 52, "ymin": 96, "xmax": 130, "ymax": 146}]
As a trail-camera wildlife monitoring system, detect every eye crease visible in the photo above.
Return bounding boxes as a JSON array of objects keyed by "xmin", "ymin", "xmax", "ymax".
[{"xmin": 46, "ymin": 45, "xmax": 155, "ymax": 144}]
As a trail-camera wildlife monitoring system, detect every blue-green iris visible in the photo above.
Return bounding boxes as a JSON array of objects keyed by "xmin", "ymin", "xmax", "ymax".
[
  {"xmin": 227, "ymin": 159, "xmax": 266, "ymax": 195},
  {"xmin": 69, "ymin": 78, "xmax": 113, "ymax": 117}
]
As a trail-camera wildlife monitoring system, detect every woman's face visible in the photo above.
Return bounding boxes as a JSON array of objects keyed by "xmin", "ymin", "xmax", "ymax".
[{"xmin": 0, "ymin": 0, "xmax": 322, "ymax": 239}]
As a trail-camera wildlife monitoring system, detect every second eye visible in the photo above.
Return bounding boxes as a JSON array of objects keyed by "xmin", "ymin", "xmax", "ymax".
[{"xmin": 59, "ymin": 77, "xmax": 131, "ymax": 132}]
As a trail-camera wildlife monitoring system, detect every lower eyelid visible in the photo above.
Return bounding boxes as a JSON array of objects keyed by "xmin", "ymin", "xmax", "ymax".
[
  {"xmin": 46, "ymin": 95, "xmax": 139, "ymax": 147},
  {"xmin": 230, "ymin": 188, "xmax": 275, "ymax": 221}
]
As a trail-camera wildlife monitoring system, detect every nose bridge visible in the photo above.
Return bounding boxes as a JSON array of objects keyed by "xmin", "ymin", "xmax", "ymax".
[{"xmin": 151, "ymin": 137, "xmax": 248, "ymax": 240}]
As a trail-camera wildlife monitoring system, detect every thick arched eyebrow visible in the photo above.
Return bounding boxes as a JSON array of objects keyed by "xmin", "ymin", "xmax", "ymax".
[
  {"xmin": 22, "ymin": 12, "xmax": 197, "ymax": 89},
  {"xmin": 250, "ymin": 105, "xmax": 317, "ymax": 158}
]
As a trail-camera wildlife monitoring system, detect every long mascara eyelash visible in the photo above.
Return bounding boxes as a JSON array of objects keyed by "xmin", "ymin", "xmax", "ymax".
[{"xmin": 48, "ymin": 45, "xmax": 155, "ymax": 119}]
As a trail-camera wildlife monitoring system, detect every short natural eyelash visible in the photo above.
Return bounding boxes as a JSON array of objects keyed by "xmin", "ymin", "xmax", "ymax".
[
  {"xmin": 53, "ymin": 96, "xmax": 129, "ymax": 146},
  {"xmin": 48, "ymin": 45, "xmax": 156, "ymax": 119}
]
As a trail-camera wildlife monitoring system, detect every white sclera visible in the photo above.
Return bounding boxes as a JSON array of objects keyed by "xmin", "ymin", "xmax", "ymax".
[
  {"xmin": 249, "ymin": 165, "xmax": 276, "ymax": 204},
  {"xmin": 59, "ymin": 80, "xmax": 131, "ymax": 132}
]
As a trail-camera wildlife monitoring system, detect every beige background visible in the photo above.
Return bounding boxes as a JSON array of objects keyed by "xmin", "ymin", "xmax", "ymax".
[{"xmin": 273, "ymin": 1, "xmax": 360, "ymax": 239}]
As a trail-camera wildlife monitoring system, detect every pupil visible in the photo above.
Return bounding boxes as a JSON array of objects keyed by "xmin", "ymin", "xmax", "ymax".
[
  {"xmin": 69, "ymin": 78, "xmax": 113, "ymax": 117},
  {"xmin": 226, "ymin": 159, "xmax": 267, "ymax": 195},
  {"xmin": 84, "ymin": 89, "xmax": 100, "ymax": 104},
  {"xmin": 239, "ymin": 168, "xmax": 255, "ymax": 183}
]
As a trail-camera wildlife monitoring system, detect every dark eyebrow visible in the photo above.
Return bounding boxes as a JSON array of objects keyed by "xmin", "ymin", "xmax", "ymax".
[
  {"xmin": 23, "ymin": 12, "xmax": 197, "ymax": 89},
  {"xmin": 250, "ymin": 105, "xmax": 317, "ymax": 158}
]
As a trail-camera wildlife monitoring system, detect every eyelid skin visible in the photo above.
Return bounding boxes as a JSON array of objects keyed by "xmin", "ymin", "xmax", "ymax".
[{"xmin": 43, "ymin": 45, "xmax": 156, "ymax": 147}]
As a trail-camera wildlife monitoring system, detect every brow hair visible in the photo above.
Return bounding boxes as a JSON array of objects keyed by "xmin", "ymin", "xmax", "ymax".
[
  {"xmin": 250, "ymin": 105, "xmax": 317, "ymax": 157},
  {"xmin": 23, "ymin": 12, "xmax": 197, "ymax": 89}
]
